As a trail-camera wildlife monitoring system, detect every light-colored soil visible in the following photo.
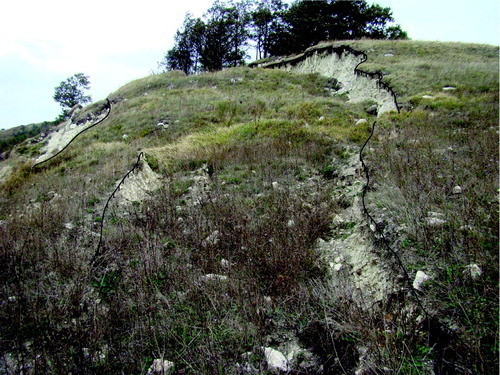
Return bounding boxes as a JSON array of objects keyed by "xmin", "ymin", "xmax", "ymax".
[
  {"xmin": 255, "ymin": 46, "xmax": 398, "ymax": 115},
  {"xmin": 319, "ymin": 150, "xmax": 396, "ymax": 306},
  {"xmin": 34, "ymin": 111, "xmax": 108, "ymax": 164},
  {"xmin": 113, "ymin": 160, "xmax": 162, "ymax": 205}
]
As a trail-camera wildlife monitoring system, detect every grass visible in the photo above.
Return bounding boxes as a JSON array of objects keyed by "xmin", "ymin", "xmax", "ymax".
[
  {"xmin": 0, "ymin": 39, "xmax": 498, "ymax": 374},
  {"xmin": 361, "ymin": 40, "xmax": 498, "ymax": 373}
]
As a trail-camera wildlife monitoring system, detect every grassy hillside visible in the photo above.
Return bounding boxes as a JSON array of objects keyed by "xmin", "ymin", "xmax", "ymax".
[
  {"xmin": 0, "ymin": 40, "xmax": 498, "ymax": 374},
  {"xmin": 0, "ymin": 121, "xmax": 56, "ymax": 159}
]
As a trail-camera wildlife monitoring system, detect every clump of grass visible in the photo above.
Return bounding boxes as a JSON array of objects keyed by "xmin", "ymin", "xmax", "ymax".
[{"xmin": 1, "ymin": 162, "xmax": 35, "ymax": 196}]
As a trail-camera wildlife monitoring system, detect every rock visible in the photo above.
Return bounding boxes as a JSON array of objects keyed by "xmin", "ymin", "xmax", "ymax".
[
  {"xmin": 442, "ymin": 86, "xmax": 457, "ymax": 91},
  {"xmin": 287, "ymin": 219, "xmax": 295, "ymax": 228},
  {"xmin": 272, "ymin": 181, "xmax": 279, "ymax": 190},
  {"xmin": 318, "ymin": 116, "xmax": 325, "ymax": 121},
  {"xmin": 384, "ymin": 53, "xmax": 394, "ymax": 57},
  {"xmin": 64, "ymin": 222, "xmax": 75, "ymax": 230},
  {"xmin": 333, "ymin": 263, "xmax": 343, "ymax": 271},
  {"xmin": 425, "ymin": 212, "xmax": 447, "ymax": 226},
  {"xmin": 202, "ymin": 230, "xmax": 220, "ymax": 247},
  {"xmin": 355, "ymin": 119, "xmax": 368, "ymax": 126},
  {"xmin": 464, "ymin": 264, "xmax": 482, "ymax": 279},
  {"xmin": 220, "ymin": 258, "xmax": 231, "ymax": 269},
  {"xmin": 366, "ymin": 104, "xmax": 378, "ymax": 116},
  {"xmin": 340, "ymin": 166, "xmax": 357, "ymax": 178},
  {"xmin": 286, "ymin": 342, "xmax": 321, "ymax": 372},
  {"xmin": 148, "ymin": 359, "xmax": 174, "ymax": 374},
  {"xmin": 262, "ymin": 347, "xmax": 289, "ymax": 372},
  {"xmin": 47, "ymin": 191, "xmax": 61, "ymax": 201},
  {"xmin": 68, "ymin": 104, "xmax": 83, "ymax": 119},
  {"xmin": 422, "ymin": 95, "xmax": 434, "ymax": 99},
  {"xmin": 201, "ymin": 274, "xmax": 228, "ymax": 282},
  {"xmin": 452, "ymin": 185, "xmax": 462, "ymax": 194},
  {"xmin": 122, "ymin": 134, "xmax": 128, "ymax": 139},
  {"xmin": 413, "ymin": 270, "xmax": 431, "ymax": 291}
]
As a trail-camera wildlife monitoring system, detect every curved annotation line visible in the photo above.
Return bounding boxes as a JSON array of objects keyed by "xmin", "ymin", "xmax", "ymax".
[
  {"xmin": 90, "ymin": 151, "xmax": 145, "ymax": 267},
  {"xmin": 360, "ymin": 121, "xmax": 431, "ymax": 320},
  {"xmin": 32, "ymin": 98, "xmax": 111, "ymax": 169},
  {"xmin": 351, "ymin": 48, "xmax": 400, "ymax": 114},
  {"xmin": 252, "ymin": 44, "xmax": 400, "ymax": 114},
  {"xmin": 261, "ymin": 46, "xmax": 425, "ymax": 316}
]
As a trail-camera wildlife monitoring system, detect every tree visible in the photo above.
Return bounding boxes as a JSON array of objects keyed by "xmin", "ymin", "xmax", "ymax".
[
  {"xmin": 268, "ymin": 0, "xmax": 408, "ymax": 56},
  {"xmin": 251, "ymin": 0, "xmax": 287, "ymax": 59},
  {"xmin": 163, "ymin": 0, "xmax": 408, "ymax": 72},
  {"xmin": 163, "ymin": 14, "xmax": 206, "ymax": 74},
  {"xmin": 199, "ymin": 0, "xmax": 251, "ymax": 71},
  {"xmin": 163, "ymin": 1, "xmax": 252, "ymax": 74},
  {"xmin": 53, "ymin": 73, "xmax": 92, "ymax": 115}
]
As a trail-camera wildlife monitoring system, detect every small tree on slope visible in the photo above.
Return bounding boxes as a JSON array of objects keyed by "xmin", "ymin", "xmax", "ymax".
[{"xmin": 53, "ymin": 73, "xmax": 92, "ymax": 117}]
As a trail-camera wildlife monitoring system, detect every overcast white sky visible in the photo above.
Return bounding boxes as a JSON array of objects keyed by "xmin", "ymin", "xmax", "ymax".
[{"xmin": 0, "ymin": 0, "xmax": 498, "ymax": 129}]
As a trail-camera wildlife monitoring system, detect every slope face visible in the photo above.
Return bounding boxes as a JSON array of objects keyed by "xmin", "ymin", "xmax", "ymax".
[
  {"xmin": 252, "ymin": 44, "xmax": 399, "ymax": 115},
  {"xmin": 34, "ymin": 101, "xmax": 110, "ymax": 166},
  {"xmin": 0, "ymin": 40, "xmax": 498, "ymax": 374}
]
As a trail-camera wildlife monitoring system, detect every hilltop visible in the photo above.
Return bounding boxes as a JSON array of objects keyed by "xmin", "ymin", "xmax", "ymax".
[{"xmin": 0, "ymin": 40, "xmax": 498, "ymax": 374}]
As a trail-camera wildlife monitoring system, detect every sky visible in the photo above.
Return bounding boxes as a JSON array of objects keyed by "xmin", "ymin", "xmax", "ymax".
[{"xmin": 0, "ymin": 0, "xmax": 498, "ymax": 129}]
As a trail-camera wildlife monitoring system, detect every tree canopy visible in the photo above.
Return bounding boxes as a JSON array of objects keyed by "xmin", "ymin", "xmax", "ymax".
[
  {"xmin": 53, "ymin": 73, "xmax": 92, "ymax": 116},
  {"xmin": 163, "ymin": 0, "xmax": 407, "ymax": 74}
]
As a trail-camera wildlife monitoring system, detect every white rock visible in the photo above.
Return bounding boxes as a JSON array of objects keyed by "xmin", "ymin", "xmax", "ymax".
[
  {"xmin": 355, "ymin": 119, "xmax": 368, "ymax": 126},
  {"xmin": 262, "ymin": 347, "xmax": 289, "ymax": 372},
  {"xmin": 452, "ymin": 186, "xmax": 462, "ymax": 194},
  {"xmin": 413, "ymin": 270, "xmax": 431, "ymax": 291},
  {"xmin": 425, "ymin": 217, "xmax": 447, "ymax": 226},
  {"xmin": 384, "ymin": 53, "xmax": 394, "ymax": 57},
  {"xmin": 201, "ymin": 274, "xmax": 228, "ymax": 282},
  {"xmin": 64, "ymin": 222, "xmax": 75, "ymax": 230},
  {"xmin": 220, "ymin": 258, "xmax": 231, "ymax": 269},
  {"xmin": 425, "ymin": 212, "xmax": 447, "ymax": 226},
  {"xmin": 203, "ymin": 230, "xmax": 220, "ymax": 247},
  {"xmin": 148, "ymin": 359, "xmax": 174, "ymax": 374},
  {"xmin": 272, "ymin": 181, "xmax": 279, "ymax": 190},
  {"xmin": 287, "ymin": 219, "xmax": 295, "ymax": 228},
  {"xmin": 318, "ymin": 116, "xmax": 325, "ymax": 121},
  {"xmin": 442, "ymin": 86, "xmax": 457, "ymax": 91},
  {"xmin": 464, "ymin": 264, "xmax": 482, "ymax": 279},
  {"xmin": 334, "ymin": 263, "xmax": 343, "ymax": 271},
  {"xmin": 422, "ymin": 95, "xmax": 434, "ymax": 99},
  {"xmin": 122, "ymin": 134, "xmax": 128, "ymax": 139}
]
